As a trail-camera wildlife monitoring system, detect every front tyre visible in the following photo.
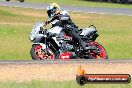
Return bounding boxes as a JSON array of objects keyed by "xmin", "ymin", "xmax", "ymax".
[{"xmin": 30, "ymin": 44, "xmax": 55, "ymax": 60}]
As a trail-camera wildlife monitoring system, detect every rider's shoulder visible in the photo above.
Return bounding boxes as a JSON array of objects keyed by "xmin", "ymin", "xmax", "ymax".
[{"xmin": 60, "ymin": 10, "xmax": 69, "ymax": 15}]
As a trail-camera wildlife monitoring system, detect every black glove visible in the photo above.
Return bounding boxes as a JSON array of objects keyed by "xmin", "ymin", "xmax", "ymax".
[
  {"xmin": 45, "ymin": 21, "xmax": 50, "ymax": 25},
  {"xmin": 74, "ymin": 25, "xmax": 78, "ymax": 28}
]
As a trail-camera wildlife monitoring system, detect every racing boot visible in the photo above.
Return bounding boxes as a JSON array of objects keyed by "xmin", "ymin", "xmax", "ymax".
[
  {"xmin": 79, "ymin": 40, "xmax": 97, "ymax": 51},
  {"xmin": 80, "ymin": 41, "xmax": 97, "ymax": 51}
]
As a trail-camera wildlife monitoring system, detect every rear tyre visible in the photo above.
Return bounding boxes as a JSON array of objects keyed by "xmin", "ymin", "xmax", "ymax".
[
  {"xmin": 87, "ymin": 42, "xmax": 108, "ymax": 59},
  {"xmin": 6, "ymin": 0, "xmax": 10, "ymax": 1},
  {"xmin": 30, "ymin": 44, "xmax": 55, "ymax": 60},
  {"xmin": 20, "ymin": 0, "xmax": 24, "ymax": 2}
]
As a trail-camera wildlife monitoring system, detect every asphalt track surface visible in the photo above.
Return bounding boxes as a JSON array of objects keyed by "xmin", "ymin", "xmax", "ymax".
[
  {"xmin": 0, "ymin": 1, "xmax": 132, "ymax": 63},
  {"xmin": 0, "ymin": 60, "xmax": 132, "ymax": 64},
  {"xmin": 0, "ymin": 1, "xmax": 132, "ymax": 16}
]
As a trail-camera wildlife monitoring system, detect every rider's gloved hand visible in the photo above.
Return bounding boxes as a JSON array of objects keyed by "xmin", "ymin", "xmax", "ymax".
[
  {"xmin": 45, "ymin": 21, "xmax": 50, "ymax": 25},
  {"xmin": 74, "ymin": 25, "xmax": 78, "ymax": 28}
]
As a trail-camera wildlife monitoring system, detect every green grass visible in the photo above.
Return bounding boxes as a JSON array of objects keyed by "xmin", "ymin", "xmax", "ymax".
[
  {"xmin": 0, "ymin": 80, "xmax": 131, "ymax": 88},
  {"xmin": 0, "ymin": 6, "xmax": 132, "ymax": 60},
  {"xmin": 0, "ymin": 26, "xmax": 31, "ymax": 60},
  {"xmin": 0, "ymin": 6, "xmax": 46, "ymax": 60},
  {"xmin": 26, "ymin": 0, "xmax": 132, "ymax": 9}
]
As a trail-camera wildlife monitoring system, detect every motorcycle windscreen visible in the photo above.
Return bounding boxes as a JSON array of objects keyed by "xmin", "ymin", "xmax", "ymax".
[
  {"xmin": 30, "ymin": 22, "xmax": 43, "ymax": 41},
  {"xmin": 32, "ymin": 34, "xmax": 44, "ymax": 43}
]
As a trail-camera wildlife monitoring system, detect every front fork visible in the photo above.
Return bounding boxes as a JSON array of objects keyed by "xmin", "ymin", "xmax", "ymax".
[
  {"xmin": 33, "ymin": 43, "xmax": 54, "ymax": 59},
  {"xmin": 33, "ymin": 43, "xmax": 49, "ymax": 55},
  {"xmin": 33, "ymin": 43, "xmax": 46, "ymax": 50}
]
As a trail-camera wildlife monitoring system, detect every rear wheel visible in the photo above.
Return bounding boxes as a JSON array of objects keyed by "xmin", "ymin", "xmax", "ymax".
[
  {"xmin": 20, "ymin": 0, "xmax": 24, "ymax": 2},
  {"xmin": 6, "ymin": 0, "xmax": 10, "ymax": 1},
  {"xmin": 87, "ymin": 42, "xmax": 108, "ymax": 59},
  {"xmin": 30, "ymin": 44, "xmax": 55, "ymax": 60}
]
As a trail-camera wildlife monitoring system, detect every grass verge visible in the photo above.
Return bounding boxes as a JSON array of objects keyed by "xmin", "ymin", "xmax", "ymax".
[
  {"xmin": 25, "ymin": 0, "xmax": 132, "ymax": 9},
  {"xmin": 0, "ymin": 80, "xmax": 131, "ymax": 88},
  {"xmin": 0, "ymin": 6, "xmax": 132, "ymax": 60}
]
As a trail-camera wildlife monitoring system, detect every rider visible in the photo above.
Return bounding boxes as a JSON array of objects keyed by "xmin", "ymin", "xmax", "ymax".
[{"xmin": 45, "ymin": 3, "xmax": 88, "ymax": 51}]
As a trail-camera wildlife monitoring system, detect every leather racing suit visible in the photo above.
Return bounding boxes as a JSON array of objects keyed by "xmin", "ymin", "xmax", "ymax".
[{"xmin": 46, "ymin": 11, "xmax": 87, "ymax": 51}]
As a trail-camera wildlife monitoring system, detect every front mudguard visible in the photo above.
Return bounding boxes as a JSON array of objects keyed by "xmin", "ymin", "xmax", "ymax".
[
  {"xmin": 32, "ymin": 43, "xmax": 60, "ymax": 59},
  {"xmin": 30, "ymin": 43, "xmax": 56, "ymax": 60},
  {"xmin": 32, "ymin": 43, "xmax": 46, "ymax": 50}
]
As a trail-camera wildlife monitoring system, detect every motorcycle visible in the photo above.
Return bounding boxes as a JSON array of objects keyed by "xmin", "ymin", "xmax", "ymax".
[{"xmin": 29, "ymin": 22, "xmax": 108, "ymax": 60}]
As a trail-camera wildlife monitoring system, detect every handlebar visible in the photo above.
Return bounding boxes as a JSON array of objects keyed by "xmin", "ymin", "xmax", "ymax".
[
  {"xmin": 39, "ymin": 21, "xmax": 47, "ymax": 31},
  {"xmin": 89, "ymin": 25, "xmax": 96, "ymax": 29}
]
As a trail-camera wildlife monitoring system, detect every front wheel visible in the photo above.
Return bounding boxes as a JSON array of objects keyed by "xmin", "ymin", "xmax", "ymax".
[
  {"xmin": 87, "ymin": 42, "xmax": 108, "ymax": 59},
  {"xmin": 30, "ymin": 44, "xmax": 55, "ymax": 60}
]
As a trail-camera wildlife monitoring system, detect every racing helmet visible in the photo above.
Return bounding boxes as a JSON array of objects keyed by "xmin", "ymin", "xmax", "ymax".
[{"xmin": 47, "ymin": 3, "xmax": 60, "ymax": 18}]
